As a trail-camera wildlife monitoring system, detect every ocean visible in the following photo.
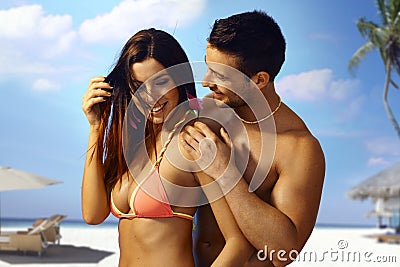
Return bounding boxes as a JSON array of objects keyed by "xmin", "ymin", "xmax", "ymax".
[
  {"xmin": 0, "ymin": 217, "xmax": 376, "ymax": 230},
  {"xmin": 0, "ymin": 217, "xmax": 118, "ymax": 230}
]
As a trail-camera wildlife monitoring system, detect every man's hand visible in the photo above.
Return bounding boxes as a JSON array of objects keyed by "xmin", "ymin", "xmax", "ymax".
[{"xmin": 179, "ymin": 121, "xmax": 233, "ymax": 181}]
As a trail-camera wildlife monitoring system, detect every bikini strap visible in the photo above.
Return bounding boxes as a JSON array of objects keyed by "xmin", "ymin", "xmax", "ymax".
[{"xmin": 153, "ymin": 109, "xmax": 193, "ymax": 167}]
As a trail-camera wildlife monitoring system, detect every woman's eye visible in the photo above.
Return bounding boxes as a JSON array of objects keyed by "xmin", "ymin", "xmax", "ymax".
[{"xmin": 154, "ymin": 78, "xmax": 169, "ymax": 86}]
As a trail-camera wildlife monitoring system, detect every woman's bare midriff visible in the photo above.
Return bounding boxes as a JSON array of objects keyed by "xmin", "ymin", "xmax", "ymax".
[{"xmin": 117, "ymin": 217, "xmax": 194, "ymax": 267}]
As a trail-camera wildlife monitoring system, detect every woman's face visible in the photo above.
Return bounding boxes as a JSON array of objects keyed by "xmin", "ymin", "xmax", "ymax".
[{"xmin": 131, "ymin": 58, "xmax": 180, "ymax": 125}]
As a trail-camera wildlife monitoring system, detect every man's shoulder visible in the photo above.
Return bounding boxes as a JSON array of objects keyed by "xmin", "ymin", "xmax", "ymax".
[
  {"xmin": 274, "ymin": 127, "xmax": 325, "ymax": 188},
  {"xmin": 279, "ymin": 128, "xmax": 323, "ymax": 155},
  {"xmin": 277, "ymin": 104, "xmax": 321, "ymax": 149},
  {"xmin": 275, "ymin": 120, "xmax": 324, "ymax": 170},
  {"xmin": 281, "ymin": 127, "xmax": 318, "ymax": 142}
]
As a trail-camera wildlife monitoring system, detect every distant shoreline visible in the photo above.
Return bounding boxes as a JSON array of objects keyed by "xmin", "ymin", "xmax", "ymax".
[
  {"xmin": 1, "ymin": 217, "xmax": 377, "ymax": 229},
  {"xmin": 0, "ymin": 217, "xmax": 118, "ymax": 228},
  {"xmin": 315, "ymin": 222, "xmax": 377, "ymax": 229}
]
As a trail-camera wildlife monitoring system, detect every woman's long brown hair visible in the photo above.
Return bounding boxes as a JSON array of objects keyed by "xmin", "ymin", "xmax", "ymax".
[{"xmin": 90, "ymin": 28, "xmax": 196, "ymax": 198}]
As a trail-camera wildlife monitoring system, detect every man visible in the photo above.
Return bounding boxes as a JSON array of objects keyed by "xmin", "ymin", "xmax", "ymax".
[{"xmin": 180, "ymin": 10, "xmax": 325, "ymax": 266}]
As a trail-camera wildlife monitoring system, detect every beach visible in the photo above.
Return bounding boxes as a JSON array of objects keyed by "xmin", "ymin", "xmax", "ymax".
[
  {"xmin": 0, "ymin": 222, "xmax": 399, "ymax": 266},
  {"xmin": 0, "ymin": 222, "xmax": 119, "ymax": 267},
  {"xmin": 286, "ymin": 227, "xmax": 399, "ymax": 266}
]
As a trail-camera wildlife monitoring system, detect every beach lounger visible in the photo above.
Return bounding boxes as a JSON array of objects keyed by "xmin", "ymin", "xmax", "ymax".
[
  {"xmin": 49, "ymin": 214, "xmax": 67, "ymax": 225},
  {"xmin": 376, "ymin": 233, "xmax": 400, "ymax": 244},
  {"xmin": 0, "ymin": 219, "xmax": 53, "ymax": 256},
  {"xmin": 30, "ymin": 214, "xmax": 66, "ymax": 245},
  {"xmin": 47, "ymin": 214, "xmax": 66, "ymax": 244}
]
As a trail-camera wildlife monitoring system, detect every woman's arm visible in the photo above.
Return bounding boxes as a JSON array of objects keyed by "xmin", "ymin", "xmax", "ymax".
[
  {"xmin": 81, "ymin": 76, "xmax": 113, "ymax": 224},
  {"xmin": 195, "ymin": 171, "xmax": 254, "ymax": 267},
  {"xmin": 81, "ymin": 126, "xmax": 110, "ymax": 224},
  {"xmin": 180, "ymin": 121, "xmax": 253, "ymax": 266}
]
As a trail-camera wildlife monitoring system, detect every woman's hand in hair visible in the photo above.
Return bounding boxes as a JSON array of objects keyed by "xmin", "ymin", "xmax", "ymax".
[{"xmin": 82, "ymin": 76, "xmax": 113, "ymax": 128}]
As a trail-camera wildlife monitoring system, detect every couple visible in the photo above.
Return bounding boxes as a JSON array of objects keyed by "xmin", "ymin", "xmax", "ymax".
[{"xmin": 81, "ymin": 10, "xmax": 325, "ymax": 267}]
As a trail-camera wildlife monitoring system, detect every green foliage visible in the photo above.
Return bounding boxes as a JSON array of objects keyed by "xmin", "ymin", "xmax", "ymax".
[
  {"xmin": 349, "ymin": 0, "xmax": 400, "ymax": 139},
  {"xmin": 349, "ymin": 0, "xmax": 400, "ymax": 75}
]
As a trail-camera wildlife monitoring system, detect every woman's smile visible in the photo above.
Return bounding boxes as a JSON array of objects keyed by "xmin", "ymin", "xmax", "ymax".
[{"xmin": 151, "ymin": 101, "xmax": 168, "ymax": 115}]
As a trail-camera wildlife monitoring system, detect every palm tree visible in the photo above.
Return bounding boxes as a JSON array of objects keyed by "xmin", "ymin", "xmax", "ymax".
[{"xmin": 349, "ymin": 0, "xmax": 400, "ymax": 139}]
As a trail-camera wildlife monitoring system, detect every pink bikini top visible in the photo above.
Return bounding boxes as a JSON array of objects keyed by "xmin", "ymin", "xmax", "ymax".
[{"xmin": 110, "ymin": 110, "xmax": 193, "ymax": 221}]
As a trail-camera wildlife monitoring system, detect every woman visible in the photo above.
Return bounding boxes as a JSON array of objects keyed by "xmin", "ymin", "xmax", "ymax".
[{"xmin": 81, "ymin": 28, "xmax": 252, "ymax": 266}]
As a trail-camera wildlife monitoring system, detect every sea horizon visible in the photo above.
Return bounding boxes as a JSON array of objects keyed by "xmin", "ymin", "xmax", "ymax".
[{"xmin": 0, "ymin": 217, "xmax": 378, "ymax": 229}]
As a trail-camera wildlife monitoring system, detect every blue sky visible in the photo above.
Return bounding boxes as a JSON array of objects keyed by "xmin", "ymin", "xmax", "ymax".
[{"xmin": 0, "ymin": 0, "xmax": 399, "ymax": 226}]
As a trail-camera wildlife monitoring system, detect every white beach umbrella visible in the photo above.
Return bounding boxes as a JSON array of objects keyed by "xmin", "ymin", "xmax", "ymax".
[
  {"xmin": 0, "ymin": 166, "xmax": 63, "ymax": 232},
  {"xmin": 0, "ymin": 166, "xmax": 62, "ymax": 191}
]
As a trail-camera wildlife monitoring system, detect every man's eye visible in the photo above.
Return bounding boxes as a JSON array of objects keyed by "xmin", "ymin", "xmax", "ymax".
[
  {"xmin": 212, "ymin": 71, "xmax": 226, "ymax": 81},
  {"xmin": 216, "ymin": 74, "xmax": 226, "ymax": 81}
]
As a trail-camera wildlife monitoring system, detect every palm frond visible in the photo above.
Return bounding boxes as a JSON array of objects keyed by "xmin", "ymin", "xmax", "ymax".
[
  {"xmin": 393, "ymin": 12, "xmax": 400, "ymax": 29},
  {"xmin": 388, "ymin": 41, "xmax": 400, "ymax": 74},
  {"xmin": 391, "ymin": 1, "xmax": 400, "ymax": 36},
  {"xmin": 372, "ymin": 27, "xmax": 389, "ymax": 45},
  {"xmin": 391, "ymin": 79, "xmax": 399, "ymax": 89},
  {"xmin": 350, "ymin": 1, "xmax": 400, "ymax": 140},
  {"xmin": 356, "ymin": 19, "xmax": 388, "ymax": 47},
  {"xmin": 356, "ymin": 18, "xmax": 379, "ymax": 38},
  {"xmin": 348, "ymin": 41, "xmax": 376, "ymax": 73},
  {"xmin": 377, "ymin": 0, "xmax": 390, "ymax": 24},
  {"xmin": 351, "ymin": 0, "xmax": 400, "ymax": 76},
  {"xmin": 388, "ymin": 0, "xmax": 400, "ymax": 22}
]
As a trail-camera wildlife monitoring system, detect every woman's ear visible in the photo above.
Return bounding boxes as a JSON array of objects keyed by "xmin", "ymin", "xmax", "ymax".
[{"xmin": 251, "ymin": 71, "xmax": 270, "ymax": 88}]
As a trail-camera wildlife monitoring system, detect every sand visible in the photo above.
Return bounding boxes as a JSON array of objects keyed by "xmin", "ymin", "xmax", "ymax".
[
  {"xmin": 0, "ymin": 225, "xmax": 398, "ymax": 266},
  {"xmin": 290, "ymin": 227, "xmax": 399, "ymax": 267},
  {"xmin": 0, "ymin": 224, "xmax": 119, "ymax": 267}
]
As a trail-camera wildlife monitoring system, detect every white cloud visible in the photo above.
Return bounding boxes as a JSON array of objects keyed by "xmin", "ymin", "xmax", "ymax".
[
  {"xmin": 0, "ymin": 45, "xmax": 81, "ymax": 76},
  {"xmin": 79, "ymin": 0, "xmax": 205, "ymax": 43},
  {"xmin": 0, "ymin": 1, "xmax": 206, "ymax": 90},
  {"xmin": 0, "ymin": 5, "xmax": 73, "ymax": 47},
  {"xmin": 0, "ymin": 4, "xmax": 78, "ymax": 79},
  {"xmin": 0, "ymin": 3, "xmax": 86, "ymax": 93},
  {"xmin": 32, "ymin": 78, "xmax": 61, "ymax": 91},
  {"xmin": 0, "ymin": 5, "xmax": 41, "ymax": 38},
  {"xmin": 46, "ymin": 31, "xmax": 78, "ymax": 58},
  {"xmin": 367, "ymin": 157, "xmax": 391, "ymax": 167},
  {"xmin": 276, "ymin": 69, "xmax": 360, "ymax": 101},
  {"xmin": 365, "ymin": 137, "xmax": 400, "ymax": 156}
]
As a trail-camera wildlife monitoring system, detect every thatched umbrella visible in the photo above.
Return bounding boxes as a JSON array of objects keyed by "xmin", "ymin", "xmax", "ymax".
[
  {"xmin": 347, "ymin": 161, "xmax": 400, "ymax": 200},
  {"xmin": 347, "ymin": 161, "xmax": 400, "ymax": 231}
]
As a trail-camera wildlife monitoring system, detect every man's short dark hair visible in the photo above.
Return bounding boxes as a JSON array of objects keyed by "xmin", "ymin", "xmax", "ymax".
[{"xmin": 207, "ymin": 10, "xmax": 286, "ymax": 82}]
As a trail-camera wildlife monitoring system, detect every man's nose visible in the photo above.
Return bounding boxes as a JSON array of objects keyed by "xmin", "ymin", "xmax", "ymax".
[{"xmin": 202, "ymin": 69, "xmax": 214, "ymax": 87}]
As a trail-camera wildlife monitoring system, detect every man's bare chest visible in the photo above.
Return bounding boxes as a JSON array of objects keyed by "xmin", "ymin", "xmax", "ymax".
[{"xmin": 232, "ymin": 128, "xmax": 278, "ymax": 201}]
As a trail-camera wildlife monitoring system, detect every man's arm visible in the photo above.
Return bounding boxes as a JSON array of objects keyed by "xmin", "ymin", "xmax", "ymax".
[
  {"xmin": 227, "ymin": 137, "xmax": 324, "ymax": 265},
  {"xmin": 181, "ymin": 122, "xmax": 325, "ymax": 266}
]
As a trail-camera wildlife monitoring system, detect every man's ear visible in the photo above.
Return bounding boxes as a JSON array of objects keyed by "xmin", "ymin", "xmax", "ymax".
[{"xmin": 251, "ymin": 71, "xmax": 270, "ymax": 88}]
